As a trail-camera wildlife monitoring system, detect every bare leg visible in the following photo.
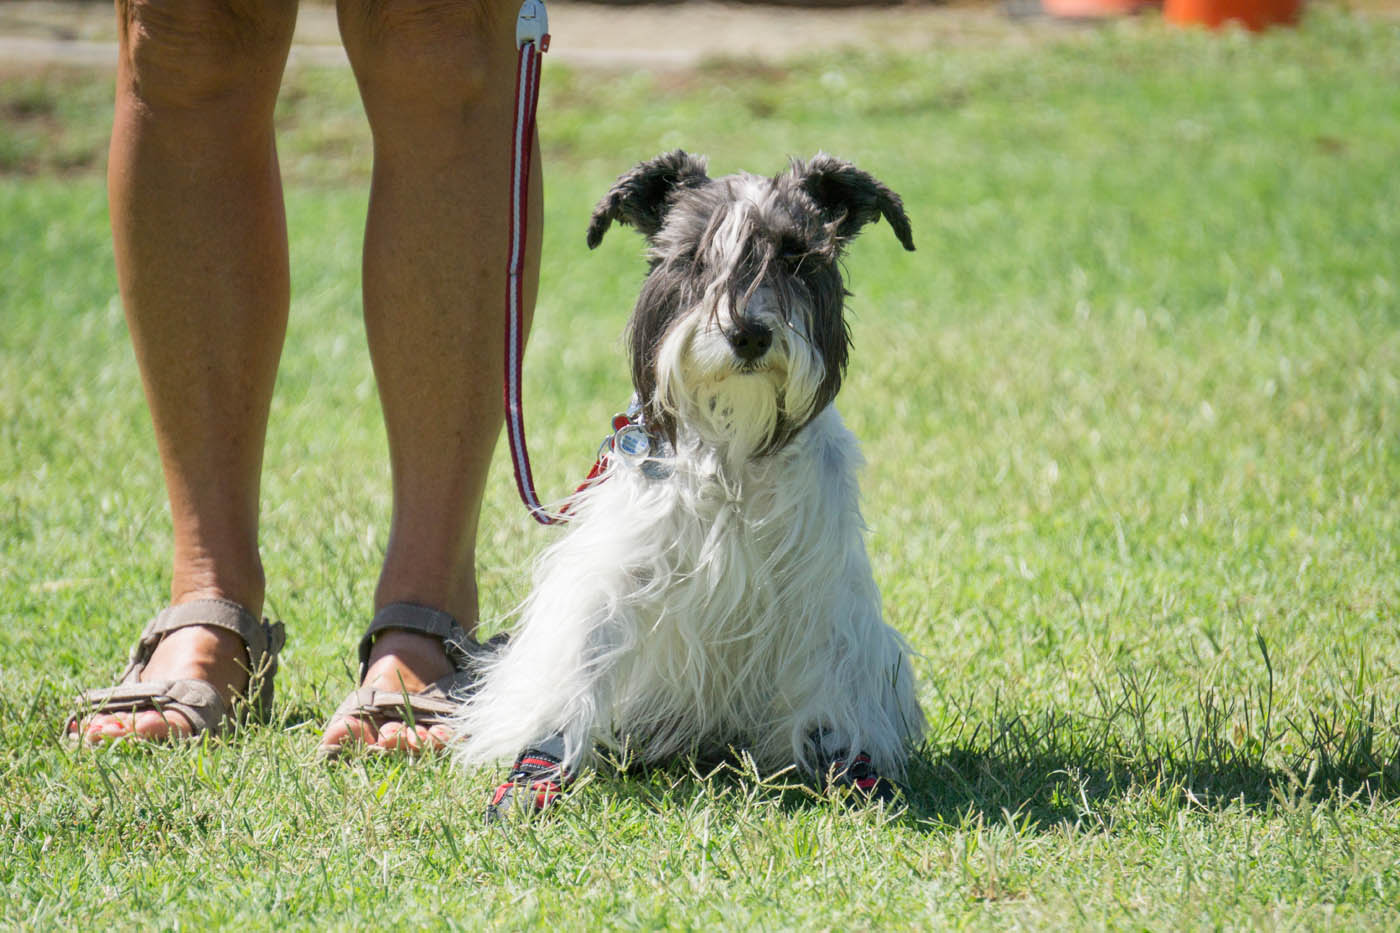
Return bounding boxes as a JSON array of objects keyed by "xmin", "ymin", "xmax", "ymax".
[
  {"xmin": 77, "ymin": 0, "xmax": 297, "ymax": 742},
  {"xmin": 319, "ymin": 0, "xmax": 542, "ymax": 754}
]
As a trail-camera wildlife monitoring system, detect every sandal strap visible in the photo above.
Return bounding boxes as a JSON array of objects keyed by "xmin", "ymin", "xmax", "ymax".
[
  {"xmin": 121, "ymin": 597, "xmax": 284, "ymax": 717},
  {"xmin": 357, "ymin": 602, "xmax": 481, "ymax": 679},
  {"xmin": 329, "ymin": 668, "xmax": 481, "ymax": 731},
  {"xmin": 77, "ymin": 680, "xmax": 228, "ymax": 736},
  {"xmin": 143, "ymin": 598, "xmax": 272, "ymax": 655}
]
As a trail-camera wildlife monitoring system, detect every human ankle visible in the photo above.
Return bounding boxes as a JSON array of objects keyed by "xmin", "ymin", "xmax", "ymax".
[
  {"xmin": 373, "ymin": 565, "xmax": 479, "ymax": 635},
  {"xmin": 169, "ymin": 553, "xmax": 266, "ymax": 619}
]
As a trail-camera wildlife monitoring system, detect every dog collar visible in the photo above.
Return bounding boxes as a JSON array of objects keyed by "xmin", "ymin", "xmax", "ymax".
[{"xmin": 557, "ymin": 398, "xmax": 672, "ymax": 517}]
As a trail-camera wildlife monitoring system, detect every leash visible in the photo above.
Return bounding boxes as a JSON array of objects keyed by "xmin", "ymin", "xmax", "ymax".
[
  {"xmin": 502, "ymin": 1, "xmax": 669, "ymax": 524},
  {"xmin": 503, "ymin": 0, "xmax": 559, "ymax": 524}
]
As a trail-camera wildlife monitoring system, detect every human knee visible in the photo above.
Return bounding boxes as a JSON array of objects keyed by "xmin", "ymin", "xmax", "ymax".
[
  {"xmin": 117, "ymin": 0, "xmax": 295, "ymax": 111},
  {"xmin": 339, "ymin": 0, "xmax": 513, "ymax": 111}
]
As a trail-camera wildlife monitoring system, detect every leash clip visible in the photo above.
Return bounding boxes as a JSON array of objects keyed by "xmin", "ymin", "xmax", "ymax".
[{"xmin": 516, "ymin": 0, "xmax": 550, "ymax": 51}]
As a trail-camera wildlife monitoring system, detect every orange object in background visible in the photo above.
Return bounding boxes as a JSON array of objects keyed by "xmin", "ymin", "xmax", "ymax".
[{"xmin": 1164, "ymin": 0, "xmax": 1302, "ymax": 30}]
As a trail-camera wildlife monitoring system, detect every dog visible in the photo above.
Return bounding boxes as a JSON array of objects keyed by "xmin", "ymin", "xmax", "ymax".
[{"xmin": 453, "ymin": 151, "xmax": 926, "ymax": 814}]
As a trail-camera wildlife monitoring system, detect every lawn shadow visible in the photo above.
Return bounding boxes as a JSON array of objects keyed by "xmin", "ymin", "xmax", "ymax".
[
  {"xmin": 894, "ymin": 696, "xmax": 1400, "ymax": 832},
  {"xmin": 571, "ymin": 686, "xmax": 1399, "ymax": 833}
]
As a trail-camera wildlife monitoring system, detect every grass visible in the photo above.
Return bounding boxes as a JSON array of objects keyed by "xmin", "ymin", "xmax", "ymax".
[{"xmin": 3, "ymin": 5, "xmax": 1399, "ymax": 928}]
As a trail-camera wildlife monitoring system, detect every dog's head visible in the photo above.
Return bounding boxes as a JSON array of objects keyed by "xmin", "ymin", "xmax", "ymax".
[{"xmin": 588, "ymin": 150, "xmax": 915, "ymax": 462}]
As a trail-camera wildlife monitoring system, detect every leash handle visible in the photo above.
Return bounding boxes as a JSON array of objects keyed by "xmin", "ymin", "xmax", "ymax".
[{"xmin": 504, "ymin": 0, "xmax": 562, "ymax": 525}]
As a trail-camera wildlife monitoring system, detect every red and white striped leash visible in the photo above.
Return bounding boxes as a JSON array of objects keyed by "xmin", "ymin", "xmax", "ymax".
[
  {"xmin": 503, "ymin": 0, "xmax": 560, "ymax": 524},
  {"xmin": 503, "ymin": 2, "xmax": 657, "ymax": 524}
]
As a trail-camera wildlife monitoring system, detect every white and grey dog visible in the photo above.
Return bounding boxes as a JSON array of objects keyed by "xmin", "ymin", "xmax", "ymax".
[{"xmin": 454, "ymin": 151, "xmax": 926, "ymax": 809}]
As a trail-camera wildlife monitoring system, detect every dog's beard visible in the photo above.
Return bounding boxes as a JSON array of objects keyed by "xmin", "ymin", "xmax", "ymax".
[{"xmin": 652, "ymin": 306, "xmax": 825, "ymax": 469}]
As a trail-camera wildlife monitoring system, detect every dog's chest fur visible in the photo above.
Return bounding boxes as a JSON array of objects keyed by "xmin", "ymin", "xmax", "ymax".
[
  {"xmin": 602, "ymin": 411, "xmax": 873, "ymax": 749},
  {"xmin": 546, "ymin": 406, "xmax": 880, "ymax": 765}
]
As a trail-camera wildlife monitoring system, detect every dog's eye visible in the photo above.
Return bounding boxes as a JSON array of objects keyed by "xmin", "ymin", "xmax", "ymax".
[{"xmin": 777, "ymin": 236, "xmax": 810, "ymax": 268}]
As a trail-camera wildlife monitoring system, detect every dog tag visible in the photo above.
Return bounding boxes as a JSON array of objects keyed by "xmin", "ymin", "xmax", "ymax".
[{"xmin": 614, "ymin": 424, "xmax": 651, "ymax": 461}]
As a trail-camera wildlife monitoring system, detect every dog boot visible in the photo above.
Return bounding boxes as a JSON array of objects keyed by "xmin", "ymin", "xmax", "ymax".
[
  {"xmin": 486, "ymin": 733, "xmax": 574, "ymax": 822},
  {"xmin": 823, "ymin": 750, "xmax": 898, "ymax": 804},
  {"xmin": 810, "ymin": 730, "xmax": 899, "ymax": 804}
]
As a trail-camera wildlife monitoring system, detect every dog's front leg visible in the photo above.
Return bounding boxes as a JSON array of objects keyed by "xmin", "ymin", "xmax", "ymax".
[
  {"xmin": 452, "ymin": 496, "xmax": 657, "ymax": 775},
  {"xmin": 452, "ymin": 595, "xmax": 618, "ymax": 769}
]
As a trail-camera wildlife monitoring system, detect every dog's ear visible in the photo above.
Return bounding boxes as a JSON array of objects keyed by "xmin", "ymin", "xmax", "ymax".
[
  {"xmin": 795, "ymin": 154, "xmax": 916, "ymax": 252},
  {"xmin": 587, "ymin": 150, "xmax": 711, "ymax": 248}
]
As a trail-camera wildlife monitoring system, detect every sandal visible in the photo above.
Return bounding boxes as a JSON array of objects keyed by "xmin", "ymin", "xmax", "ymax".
[
  {"xmin": 67, "ymin": 598, "xmax": 285, "ymax": 742},
  {"xmin": 320, "ymin": 602, "xmax": 505, "ymax": 758}
]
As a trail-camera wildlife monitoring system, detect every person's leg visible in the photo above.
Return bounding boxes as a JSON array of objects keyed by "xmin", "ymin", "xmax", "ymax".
[
  {"xmin": 76, "ymin": 0, "xmax": 297, "ymax": 742},
  {"xmin": 319, "ymin": 0, "xmax": 542, "ymax": 753}
]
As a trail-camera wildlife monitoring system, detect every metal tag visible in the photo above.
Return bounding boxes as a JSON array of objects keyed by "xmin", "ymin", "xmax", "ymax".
[{"xmin": 613, "ymin": 424, "xmax": 651, "ymax": 460}]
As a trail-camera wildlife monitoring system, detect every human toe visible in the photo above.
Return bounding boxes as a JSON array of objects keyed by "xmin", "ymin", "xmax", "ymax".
[
  {"xmin": 373, "ymin": 721, "xmax": 423, "ymax": 753},
  {"xmin": 318, "ymin": 712, "xmax": 380, "ymax": 756},
  {"xmin": 78, "ymin": 709, "xmax": 198, "ymax": 743},
  {"xmin": 75, "ymin": 712, "xmax": 133, "ymax": 743},
  {"xmin": 132, "ymin": 708, "xmax": 196, "ymax": 740}
]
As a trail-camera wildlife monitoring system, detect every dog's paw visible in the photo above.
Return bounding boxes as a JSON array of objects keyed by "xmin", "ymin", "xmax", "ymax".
[
  {"xmin": 485, "ymin": 741, "xmax": 575, "ymax": 823},
  {"xmin": 821, "ymin": 751, "xmax": 899, "ymax": 806}
]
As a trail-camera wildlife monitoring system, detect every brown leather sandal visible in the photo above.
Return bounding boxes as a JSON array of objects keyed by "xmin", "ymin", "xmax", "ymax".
[
  {"xmin": 320, "ymin": 602, "xmax": 505, "ymax": 758},
  {"xmin": 67, "ymin": 598, "xmax": 285, "ymax": 742}
]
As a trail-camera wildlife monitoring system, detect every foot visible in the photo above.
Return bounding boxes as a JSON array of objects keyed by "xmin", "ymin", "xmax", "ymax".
[
  {"xmin": 487, "ymin": 736, "xmax": 574, "ymax": 821},
  {"xmin": 824, "ymin": 751, "xmax": 898, "ymax": 804},
  {"xmin": 70, "ymin": 624, "xmax": 251, "ymax": 743},
  {"xmin": 318, "ymin": 628, "xmax": 457, "ymax": 756}
]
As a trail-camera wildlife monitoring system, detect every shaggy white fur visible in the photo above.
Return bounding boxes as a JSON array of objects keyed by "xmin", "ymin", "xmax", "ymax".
[{"xmin": 453, "ymin": 404, "xmax": 924, "ymax": 776}]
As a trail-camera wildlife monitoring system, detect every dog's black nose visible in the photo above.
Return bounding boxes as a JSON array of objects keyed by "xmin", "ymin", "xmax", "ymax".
[{"xmin": 725, "ymin": 322, "xmax": 773, "ymax": 362}]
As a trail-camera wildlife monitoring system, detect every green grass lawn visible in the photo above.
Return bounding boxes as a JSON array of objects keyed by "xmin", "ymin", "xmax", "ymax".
[{"xmin": 3, "ymin": 7, "xmax": 1399, "ymax": 928}]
